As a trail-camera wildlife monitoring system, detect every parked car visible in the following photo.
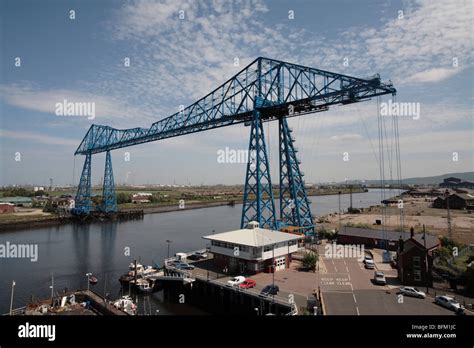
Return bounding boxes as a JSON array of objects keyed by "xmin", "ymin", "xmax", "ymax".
[
  {"xmin": 364, "ymin": 259, "xmax": 375, "ymax": 269},
  {"xmin": 398, "ymin": 287, "xmax": 426, "ymax": 299},
  {"xmin": 435, "ymin": 295, "xmax": 463, "ymax": 312},
  {"xmin": 260, "ymin": 285, "xmax": 280, "ymax": 297},
  {"xmin": 373, "ymin": 271, "xmax": 386, "ymax": 285},
  {"xmin": 174, "ymin": 261, "xmax": 195, "ymax": 270},
  {"xmin": 239, "ymin": 279, "xmax": 256, "ymax": 289},
  {"xmin": 363, "ymin": 255, "xmax": 373, "ymax": 264},
  {"xmin": 227, "ymin": 276, "xmax": 246, "ymax": 287}
]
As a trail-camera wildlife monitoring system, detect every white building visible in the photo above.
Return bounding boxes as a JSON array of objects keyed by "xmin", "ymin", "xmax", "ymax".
[{"xmin": 202, "ymin": 221, "xmax": 303, "ymax": 274}]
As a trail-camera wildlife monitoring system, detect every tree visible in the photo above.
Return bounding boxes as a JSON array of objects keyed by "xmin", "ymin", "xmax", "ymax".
[
  {"xmin": 302, "ymin": 251, "xmax": 318, "ymax": 271},
  {"xmin": 116, "ymin": 193, "xmax": 131, "ymax": 204}
]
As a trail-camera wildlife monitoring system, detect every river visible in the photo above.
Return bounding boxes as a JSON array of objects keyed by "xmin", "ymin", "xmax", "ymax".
[{"xmin": 0, "ymin": 189, "xmax": 389, "ymax": 314}]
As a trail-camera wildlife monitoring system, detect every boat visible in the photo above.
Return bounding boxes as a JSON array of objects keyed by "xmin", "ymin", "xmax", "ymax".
[
  {"xmin": 89, "ymin": 276, "xmax": 98, "ymax": 284},
  {"xmin": 112, "ymin": 295, "xmax": 137, "ymax": 315},
  {"xmin": 137, "ymin": 279, "xmax": 153, "ymax": 293}
]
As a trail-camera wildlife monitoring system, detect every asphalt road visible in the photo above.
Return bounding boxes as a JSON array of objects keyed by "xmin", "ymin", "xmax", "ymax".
[{"xmin": 318, "ymin": 244, "xmax": 464, "ymax": 315}]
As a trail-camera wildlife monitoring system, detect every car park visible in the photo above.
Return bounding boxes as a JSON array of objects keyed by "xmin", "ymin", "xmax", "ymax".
[
  {"xmin": 398, "ymin": 287, "xmax": 426, "ymax": 299},
  {"xmin": 227, "ymin": 276, "xmax": 246, "ymax": 287},
  {"xmin": 373, "ymin": 271, "xmax": 386, "ymax": 285},
  {"xmin": 434, "ymin": 295, "xmax": 463, "ymax": 312}
]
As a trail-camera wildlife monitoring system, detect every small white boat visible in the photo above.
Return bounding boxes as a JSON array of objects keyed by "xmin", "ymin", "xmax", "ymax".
[{"xmin": 113, "ymin": 295, "xmax": 137, "ymax": 315}]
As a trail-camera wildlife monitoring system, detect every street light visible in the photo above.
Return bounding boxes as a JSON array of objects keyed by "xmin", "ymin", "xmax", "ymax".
[
  {"xmin": 86, "ymin": 273, "xmax": 92, "ymax": 292},
  {"xmin": 9, "ymin": 280, "xmax": 15, "ymax": 315},
  {"xmin": 254, "ymin": 307, "xmax": 259, "ymax": 315},
  {"xmin": 166, "ymin": 240, "xmax": 172, "ymax": 259}
]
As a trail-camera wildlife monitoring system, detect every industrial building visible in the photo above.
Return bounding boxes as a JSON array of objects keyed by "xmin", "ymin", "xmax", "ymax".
[
  {"xmin": 202, "ymin": 221, "xmax": 303, "ymax": 274},
  {"xmin": 337, "ymin": 226, "xmax": 439, "ymax": 252},
  {"xmin": 0, "ymin": 203, "xmax": 15, "ymax": 214},
  {"xmin": 432, "ymin": 193, "xmax": 474, "ymax": 210}
]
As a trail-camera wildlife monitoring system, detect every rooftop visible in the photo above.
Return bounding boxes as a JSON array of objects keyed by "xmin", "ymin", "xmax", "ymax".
[
  {"xmin": 203, "ymin": 222, "xmax": 303, "ymax": 247},
  {"xmin": 339, "ymin": 226, "xmax": 439, "ymax": 249}
]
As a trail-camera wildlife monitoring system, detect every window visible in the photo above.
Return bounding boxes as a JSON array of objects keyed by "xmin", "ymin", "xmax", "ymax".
[
  {"xmin": 414, "ymin": 270, "xmax": 421, "ymax": 281},
  {"xmin": 413, "ymin": 256, "xmax": 420, "ymax": 269},
  {"xmin": 264, "ymin": 245, "xmax": 273, "ymax": 252}
]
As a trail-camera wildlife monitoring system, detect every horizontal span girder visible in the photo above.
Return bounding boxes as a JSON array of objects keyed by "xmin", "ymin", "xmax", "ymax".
[{"xmin": 75, "ymin": 57, "xmax": 396, "ymax": 155}]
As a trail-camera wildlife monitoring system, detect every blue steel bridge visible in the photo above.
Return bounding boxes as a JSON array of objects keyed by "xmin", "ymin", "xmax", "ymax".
[{"xmin": 73, "ymin": 57, "xmax": 396, "ymax": 236}]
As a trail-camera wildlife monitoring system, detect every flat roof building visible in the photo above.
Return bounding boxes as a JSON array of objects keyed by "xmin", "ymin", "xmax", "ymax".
[{"xmin": 203, "ymin": 221, "xmax": 303, "ymax": 274}]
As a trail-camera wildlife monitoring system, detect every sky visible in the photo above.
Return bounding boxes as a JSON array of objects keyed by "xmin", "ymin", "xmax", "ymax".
[{"xmin": 0, "ymin": 0, "xmax": 473, "ymax": 187}]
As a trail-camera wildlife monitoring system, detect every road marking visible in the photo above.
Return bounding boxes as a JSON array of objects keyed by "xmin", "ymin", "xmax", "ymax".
[
  {"xmin": 345, "ymin": 265, "xmax": 349, "ymax": 273},
  {"xmin": 353, "ymin": 293, "xmax": 357, "ymax": 303},
  {"xmin": 356, "ymin": 306, "xmax": 360, "ymax": 315}
]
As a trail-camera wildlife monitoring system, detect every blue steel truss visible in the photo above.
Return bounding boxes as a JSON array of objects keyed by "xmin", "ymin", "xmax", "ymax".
[
  {"xmin": 73, "ymin": 57, "xmax": 396, "ymax": 220},
  {"xmin": 240, "ymin": 109, "xmax": 276, "ymax": 229},
  {"xmin": 279, "ymin": 117, "xmax": 314, "ymax": 236},
  {"xmin": 73, "ymin": 152, "xmax": 92, "ymax": 215},
  {"xmin": 75, "ymin": 57, "xmax": 395, "ymax": 155},
  {"xmin": 101, "ymin": 151, "xmax": 117, "ymax": 212}
]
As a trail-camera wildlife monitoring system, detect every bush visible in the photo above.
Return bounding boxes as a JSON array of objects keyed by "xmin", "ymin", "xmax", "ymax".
[
  {"xmin": 116, "ymin": 193, "xmax": 131, "ymax": 204},
  {"xmin": 302, "ymin": 251, "xmax": 318, "ymax": 271}
]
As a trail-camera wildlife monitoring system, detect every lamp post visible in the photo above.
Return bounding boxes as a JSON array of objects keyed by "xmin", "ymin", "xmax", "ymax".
[
  {"xmin": 166, "ymin": 240, "xmax": 172, "ymax": 259},
  {"xmin": 49, "ymin": 273, "xmax": 54, "ymax": 306},
  {"xmin": 9, "ymin": 280, "xmax": 15, "ymax": 315},
  {"xmin": 86, "ymin": 273, "xmax": 92, "ymax": 292}
]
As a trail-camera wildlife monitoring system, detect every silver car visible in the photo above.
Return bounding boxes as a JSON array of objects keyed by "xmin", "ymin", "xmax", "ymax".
[
  {"xmin": 435, "ymin": 295, "xmax": 463, "ymax": 312},
  {"xmin": 398, "ymin": 287, "xmax": 426, "ymax": 299}
]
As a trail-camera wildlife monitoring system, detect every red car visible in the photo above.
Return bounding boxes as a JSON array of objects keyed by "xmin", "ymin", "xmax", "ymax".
[{"xmin": 239, "ymin": 279, "xmax": 256, "ymax": 289}]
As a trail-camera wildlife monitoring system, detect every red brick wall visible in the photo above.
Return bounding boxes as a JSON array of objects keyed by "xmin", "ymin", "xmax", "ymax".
[{"xmin": 0, "ymin": 204, "xmax": 14, "ymax": 213}]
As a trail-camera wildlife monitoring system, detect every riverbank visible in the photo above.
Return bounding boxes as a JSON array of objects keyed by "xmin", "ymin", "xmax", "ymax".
[{"xmin": 0, "ymin": 189, "xmax": 366, "ymax": 233}]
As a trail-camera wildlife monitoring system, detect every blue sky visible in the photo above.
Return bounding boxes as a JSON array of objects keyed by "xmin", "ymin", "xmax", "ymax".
[{"xmin": 0, "ymin": 0, "xmax": 472, "ymax": 186}]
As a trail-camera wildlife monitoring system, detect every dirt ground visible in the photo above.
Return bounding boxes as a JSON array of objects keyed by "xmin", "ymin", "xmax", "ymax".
[{"xmin": 322, "ymin": 196, "xmax": 474, "ymax": 244}]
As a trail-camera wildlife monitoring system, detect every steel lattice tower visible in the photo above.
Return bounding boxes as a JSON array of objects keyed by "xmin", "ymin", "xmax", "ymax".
[
  {"xmin": 101, "ymin": 150, "xmax": 117, "ymax": 212},
  {"xmin": 279, "ymin": 117, "xmax": 314, "ymax": 236},
  {"xmin": 73, "ymin": 152, "xmax": 92, "ymax": 215},
  {"xmin": 240, "ymin": 109, "xmax": 276, "ymax": 229}
]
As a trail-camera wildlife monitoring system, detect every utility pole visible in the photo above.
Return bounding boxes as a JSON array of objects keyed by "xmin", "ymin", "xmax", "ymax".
[
  {"xmin": 338, "ymin": 191, "xmax": 342, "ymax": 232},
  {"xmin": 445, "ymin": 190, "xmax": 452, "ymax": 239},
  {"xmin": 9, "ymin": 280, "xmax": 15, "ymax": 315},
  {"xmin": 349, "ymin": 185, "xmax": 353, "ymax": 212},
  {"xmin": 423, "ymin": 224, "xmax": 429, "ymax": 293}
]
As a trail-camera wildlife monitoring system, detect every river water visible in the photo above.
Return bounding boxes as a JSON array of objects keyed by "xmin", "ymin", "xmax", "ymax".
[{"xmin": 0, "ymin": 189, "xmax": 388, "ymax": 314}]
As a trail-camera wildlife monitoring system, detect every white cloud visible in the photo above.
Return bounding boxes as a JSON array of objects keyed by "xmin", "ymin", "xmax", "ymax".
[
  {"xmin": 0, "ymin": 129, "xmax": 78, "ymax": 147},
  {"xmin": 330, "ymin": 134, "xmax": 363, "ymax": 141},
  {"xmin": 0, "ymin": 84, "xmax": 156, "ymax": 127},
  {"xmin": 407, "ymin": 67, "xmax": 461, "ymax": 83}
]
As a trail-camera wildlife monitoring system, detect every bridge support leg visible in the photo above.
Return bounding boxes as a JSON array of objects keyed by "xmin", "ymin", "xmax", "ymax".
[
  {"xmin": 279, "ymin": 117, "xmax": 315, "ymax": 237},
  {"xmin": 101, "ymin": 150, "xmax": 117, "ymax": 213},
  {"xmin": 241, "ymin": 110, "xmax": 276, "ymax": 229},
  {"xmin": 73, "ymin": 152, "xmax": 92, "ymax": 215}
]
